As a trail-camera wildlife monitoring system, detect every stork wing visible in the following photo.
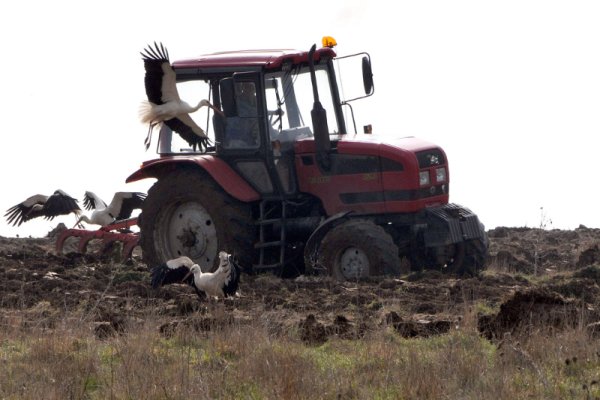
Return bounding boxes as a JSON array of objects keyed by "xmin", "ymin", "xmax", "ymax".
[
  {"xmin": 141, "ymin": 42, "xmax": 180, "ymax": 105},
  {"xmin": 5, "ymin": 204, "xmax": 28, "ymax": 226},
  {"xmin": 42, "ymin": 190, "xmax": 81, "ymax": 220},
  {"xmin": 83, "ymin": 191, "xmax": 106, "ymax": 211},
  {"xmin": 109, "ymin": 192, "xmax": 146, "ymax": 220},
  {"xmin": 4, "ymin": 194, "xmax": 48, "ymax": 226},
  {"xmin": 165, "ymin": 116, "xmax": 212, "ymax": 151},
  {"xmin": 151, "ymin": 256, "xmax": 195, "ymax": 288},
  {"xmin": 222, "ymin": 255, "xmax": 241, "ymax": 297},
  {"xmin": 151, "ymin": 265, "xmax": 194, "ymax": 288}
]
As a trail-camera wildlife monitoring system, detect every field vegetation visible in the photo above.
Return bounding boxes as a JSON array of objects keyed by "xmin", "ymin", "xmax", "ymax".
[{"xmin": 1, "ymin": 226, "xmax": 600, "ymax": 399}]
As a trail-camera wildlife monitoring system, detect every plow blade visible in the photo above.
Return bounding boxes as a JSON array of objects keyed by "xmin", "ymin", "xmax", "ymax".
[{"xmin": 55, "ymin": 217, "xmax": 140, "ymax": 260}]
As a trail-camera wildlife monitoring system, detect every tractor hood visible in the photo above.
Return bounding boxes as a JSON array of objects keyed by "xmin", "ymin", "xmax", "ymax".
[{"xmin": 294, "ymin": 134, "xmax": 444, "ymax": 163}]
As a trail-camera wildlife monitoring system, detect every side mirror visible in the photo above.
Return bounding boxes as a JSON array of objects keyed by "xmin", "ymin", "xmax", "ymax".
[{"xmin": 362, "ymin": 56, "xmax": 374, "ymax": 95}]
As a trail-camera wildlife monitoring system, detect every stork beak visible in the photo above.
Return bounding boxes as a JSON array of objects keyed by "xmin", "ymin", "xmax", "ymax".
[
  {"xmin": 210, "ymin": 104, "xmax": 225, "ymax": 117},
  {"xmin": 182, "ymin": 270, "xmax": 193, "ymax": 282}
]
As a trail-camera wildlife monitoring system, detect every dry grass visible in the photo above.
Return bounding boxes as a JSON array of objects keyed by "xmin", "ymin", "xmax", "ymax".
[{"xmin": 2, "ymin": 305, "xmax": 600, "ymax": 400}]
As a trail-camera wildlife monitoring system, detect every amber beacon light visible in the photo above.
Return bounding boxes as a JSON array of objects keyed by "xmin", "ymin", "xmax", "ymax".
[{"xmin": 322, "ymin": 36, "xmax": 337, "ymax": 48}]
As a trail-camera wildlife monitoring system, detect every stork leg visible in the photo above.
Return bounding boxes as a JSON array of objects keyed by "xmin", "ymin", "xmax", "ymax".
[
  {"xmin": 144, "ymin": 123, "xmax": 156, "ymax": 150},
  {"xmin": 72, "ymin": 216, "xmax": 84, "ymax": 229}
]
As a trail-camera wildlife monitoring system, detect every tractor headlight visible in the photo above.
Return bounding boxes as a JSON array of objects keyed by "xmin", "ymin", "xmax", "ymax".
[
  {"xmin": 419, "ymin": 171, "xmax": 430, "ymax": 186},
  {"xmin": 436, "ymin": 167, "xmax": 447, "ymax": 182}
]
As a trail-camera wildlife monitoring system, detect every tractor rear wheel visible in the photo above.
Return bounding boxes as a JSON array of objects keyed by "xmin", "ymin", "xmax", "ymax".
[
  {"xmin": 139, "ymin": 169, "xmax": 254, "ymax": 272},
  {"xmin": 317, "ymin": 219, "xmax": 401, "ymax": 280}
]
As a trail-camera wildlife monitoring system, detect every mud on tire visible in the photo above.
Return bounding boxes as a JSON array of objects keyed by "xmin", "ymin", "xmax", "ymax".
[
  {"xmin": 317, "ymin": 219, "xmax": 401, "ymax": 281},
  {"xmin": 445, "ymin": 236, "xmax": 489, "ymax": 276}
]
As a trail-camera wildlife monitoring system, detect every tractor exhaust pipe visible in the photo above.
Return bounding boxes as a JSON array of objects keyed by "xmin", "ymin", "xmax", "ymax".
[{"xmin": 308, "ymin": 44, "xmax": 331, "ymax": 170}]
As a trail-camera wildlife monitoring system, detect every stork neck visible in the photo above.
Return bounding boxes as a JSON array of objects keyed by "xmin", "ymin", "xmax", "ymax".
[{"xmin": 79, "ymin": 215, "xmax": 93, "ymax": 224}]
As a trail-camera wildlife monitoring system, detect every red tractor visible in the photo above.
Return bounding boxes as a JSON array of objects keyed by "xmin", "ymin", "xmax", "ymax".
[{"xmin": 127, "ymin": 38, "xmax": 488, "ymax": 279}]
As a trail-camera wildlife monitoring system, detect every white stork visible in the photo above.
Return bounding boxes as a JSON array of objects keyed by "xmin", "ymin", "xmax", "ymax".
[
  {"xmin": 151, "ymin": 252, "xmax": 241, "ymax": 299},
  {"xmin": 5, "ymin": 190, "xmax": 81, "ymax": 227},
  {"xmin": 76, "ymin": 191, "xmax": 146, "ymax": 227},
  {"xmin": 140, "ymin": 42, "xmax": 223, "ymax": 152}
]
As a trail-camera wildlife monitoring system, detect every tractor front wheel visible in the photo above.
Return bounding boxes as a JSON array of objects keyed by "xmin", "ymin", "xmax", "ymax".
[
  {"xmin": 317, "ymin": 219, "xmax": 401, "ymax": 281},
  {"xmin": 444, "ymin": 236, "xmax": 489, "ymax": 276}
]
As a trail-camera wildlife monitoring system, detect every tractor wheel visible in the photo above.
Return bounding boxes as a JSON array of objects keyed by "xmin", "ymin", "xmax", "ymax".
[
  {"xmin": 409, "ymin": 223, "xmax": 489, "ymax": 277},
  {"xmin": 445, "ymin": 235, "xmax": 489, "ymax": 276},
  {"xmin": 139, "ymin": 169, "xmax": 255, "ymax": 272},
  {"xmin": 317, "ymin": 219, "xmax": 401, "ymax": 280}
]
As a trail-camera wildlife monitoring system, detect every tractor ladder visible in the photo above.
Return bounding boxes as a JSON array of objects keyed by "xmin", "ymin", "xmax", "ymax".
[{"xmin": 253, "ymin": 199, "xmax": 287, "ymax": 274}]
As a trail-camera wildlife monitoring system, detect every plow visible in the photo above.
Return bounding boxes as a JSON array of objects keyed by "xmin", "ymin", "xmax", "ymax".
[{"xmin": 55, "ymin": 217, "xmax": 140, "ymax": 260}]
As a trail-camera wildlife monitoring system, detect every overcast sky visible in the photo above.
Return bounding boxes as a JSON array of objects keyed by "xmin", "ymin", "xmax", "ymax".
[{"xmin": 1, "ymin": 0, "xmax": 599, "ymax": 238}]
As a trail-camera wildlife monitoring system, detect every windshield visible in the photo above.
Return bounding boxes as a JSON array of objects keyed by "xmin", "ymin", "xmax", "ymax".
[
  {"xmin": 156, "ymin": 64, "xmax": 340, "ymax": 154},
  {"xmin": 264, "ymin": 65, "xmax": 338, "ymax": 143}
]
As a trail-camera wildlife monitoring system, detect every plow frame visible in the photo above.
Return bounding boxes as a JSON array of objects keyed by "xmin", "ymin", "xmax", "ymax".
[{"xmin": 55, "ymin": 217, "xmax": 140, "ymax": 260}]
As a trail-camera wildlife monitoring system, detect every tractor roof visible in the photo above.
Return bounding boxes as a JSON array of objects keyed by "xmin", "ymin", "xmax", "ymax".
[{"xmin": 172, "ymin": 47, "xmax": 336, "ymax": 70}]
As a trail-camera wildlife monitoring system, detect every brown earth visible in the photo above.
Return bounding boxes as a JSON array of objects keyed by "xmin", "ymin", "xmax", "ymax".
[{"xmin": 2, "ymin": 224, "xmax": 600, "ymax": 344}]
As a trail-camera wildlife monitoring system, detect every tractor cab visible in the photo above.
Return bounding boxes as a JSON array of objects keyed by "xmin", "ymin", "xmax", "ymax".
[{"xmin": 155, "ymin": 39, "xmax": 373, "ymax": 200}]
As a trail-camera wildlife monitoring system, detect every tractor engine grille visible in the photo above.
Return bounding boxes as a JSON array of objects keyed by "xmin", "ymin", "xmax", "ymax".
[{"xmin": 416, "ymin": 149, "xmax": 446, "ymax": 168}]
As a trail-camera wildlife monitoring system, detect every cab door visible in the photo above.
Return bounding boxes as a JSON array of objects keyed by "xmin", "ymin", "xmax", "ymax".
[{"xmin": 215, "ymin": 72, "xmax": 292, "ymax": 197}]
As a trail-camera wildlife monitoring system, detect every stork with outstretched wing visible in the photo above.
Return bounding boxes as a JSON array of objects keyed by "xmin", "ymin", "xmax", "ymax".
[
  {"xmin": 151, "ymin": 251, "xmax": 241, "ymax": 299},
  {"xmin": 5, "ymin": 190, "xmax": 82, "ymax": 227},
  {"xmin": 140, "ymin": 42, "xmax": 222, "ymax": 152},
  {"xmin": 76, "ymin": 191, "xmax": 146, "ymax": 227}
]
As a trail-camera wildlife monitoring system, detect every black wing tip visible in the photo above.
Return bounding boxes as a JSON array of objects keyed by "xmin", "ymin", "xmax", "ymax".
[
  {"xmin": 83, "ymin": 201, "xmax": 94, "ymax": 211},
  {"xmin": 150, "ymin": 264, "xmax": 167, "ymax": 288},
  {"xmin": 222, "ymin": 256, "xmax": 241, "ymax": 297},
  {"xmin": 5, "ymin": 212, "xmax": 23, "ymax": 226},
  {"xmin": 4, "ymin": 204, "xmax": 19, "ymax": 216},
  {"xmin": 5, "ymin": 203, "xmax": 29, "ymax": 226},
  {"xmin": 141, "ymin": 41, "xmax": 169, "ymax": 62}
]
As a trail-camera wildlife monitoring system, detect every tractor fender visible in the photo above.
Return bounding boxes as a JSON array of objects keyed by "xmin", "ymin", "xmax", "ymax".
[
  {"xmin": 303, "ymin": 211, "xmax": 352, "ymax": 271},
  {"xmin": 126, "ymin": 156, "xmax": 260, "ymax": 202},
  {"xmin": 418, "ymin": 203, "xmax": 487, "ymax": 248}
]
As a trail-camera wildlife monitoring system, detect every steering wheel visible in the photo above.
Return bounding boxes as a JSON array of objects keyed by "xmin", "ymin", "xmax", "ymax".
[{"xmin": 268, "ymin": 108, "xmax": 284, "ymax": 132}]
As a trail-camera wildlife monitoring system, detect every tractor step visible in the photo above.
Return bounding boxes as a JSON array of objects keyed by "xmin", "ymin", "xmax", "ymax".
[
  {"xmin": 252, "ymin": 262, "xmax": 284, "ymax": 270},
  {"xmin": 254, "ymin": 241, "xmax": 283, "ymax": 249},
  {"xmin": 253, "ymin": 200, "xmax": 287, "ymax": 273}
]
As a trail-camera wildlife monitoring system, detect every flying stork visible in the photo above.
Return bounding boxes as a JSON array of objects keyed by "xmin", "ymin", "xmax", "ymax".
[
  {"xmin": 76, "ymin": 191, "xmax": 146, "ymax": 227},
  {"xmin": 5, "ymin": 190, "xmax": 82, "ymax": 227},
  {"xmin": 140, "ymin": 42, "xmax": 223, "ymax": 152},
  {"xmin": 151, "ymin": 252, "xmax": 241, "ymax": 299}
]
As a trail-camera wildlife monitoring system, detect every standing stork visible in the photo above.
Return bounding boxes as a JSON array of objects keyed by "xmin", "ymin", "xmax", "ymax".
[
  {"xmin": 76, "ymin": 191, "xmax": 146, "ymax": 227},
  {"xmin": 151, "ymin": 252, "xmax": 241, "ymax": 299},
  {"xmin": 140, "ymin": 42, "xmax": 223, "ymax": 152},
  {"xmin": 5, "ymin": 190, "xmax": 82, "ymax": 227}
]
